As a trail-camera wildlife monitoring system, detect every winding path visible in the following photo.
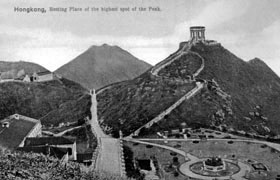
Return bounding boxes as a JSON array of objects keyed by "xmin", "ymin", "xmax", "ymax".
[
  {"xmin": 191, "ymin": 51, "xmax": 205, "ymax": 77},
  {"xmin": 151, "ymin": 43, "xmax": 191, "ymax": 76},
  {"xmin": 151, "ymin": 43, "xmax": 204, "ymax": 79},
  {"xmin": 124, "ymin": 138, "xmax": 187, "ymax": 157}
]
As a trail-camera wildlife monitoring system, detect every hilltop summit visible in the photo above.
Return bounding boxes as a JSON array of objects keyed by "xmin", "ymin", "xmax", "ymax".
[{"xmin": 55, "ymin": 44, "xmax": 151, "ymax": 89}]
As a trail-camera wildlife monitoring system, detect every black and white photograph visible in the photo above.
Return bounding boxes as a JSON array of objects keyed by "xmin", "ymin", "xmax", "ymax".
[{"xmin": 0, "ymin": 0, "xmax": 280, "ymax": 179}]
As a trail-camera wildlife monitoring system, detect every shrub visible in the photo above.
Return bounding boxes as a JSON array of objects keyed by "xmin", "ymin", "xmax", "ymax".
[
  {"xmin": 271, "ymin": 148, "xmax": 277, "ymax": 153},
  {"xmin": 123, "ymin": 145, "xmax": 143, "ymax": 180},
  {"xmin": 173, "ymin": 157, "xmax": 178, "ymax": 163},
  {"xmin": 173, "ymin": 170, "xmax": 179, "ymax": 177},
  {"xmin": 173, "ymin": 144, "xmax": 181, "ymax": 148}
]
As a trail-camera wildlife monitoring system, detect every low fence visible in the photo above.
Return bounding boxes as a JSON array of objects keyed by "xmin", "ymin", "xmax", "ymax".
[
  {"xmin": 91, "ymin": 137, "xmax": 101, "ymax": 170},
  {"xmin": 119, "ymin": 139, "xmax": 126, "ymax": 177}
]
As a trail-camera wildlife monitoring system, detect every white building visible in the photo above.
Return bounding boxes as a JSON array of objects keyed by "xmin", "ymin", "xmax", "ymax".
[{"xmin": 32, "ymin": 71, "xmax": 58, "ymax": 82}]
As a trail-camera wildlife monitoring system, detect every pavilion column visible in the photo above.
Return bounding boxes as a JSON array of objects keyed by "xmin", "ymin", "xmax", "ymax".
[{"xmin": 202, "ymin": 30, "xmax": 205, "ymax": 39}]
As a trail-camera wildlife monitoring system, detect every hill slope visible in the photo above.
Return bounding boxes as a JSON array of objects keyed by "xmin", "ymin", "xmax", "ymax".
[
  {"xmin": 55, "ymin": 44, "xmax": 151, "ymax": 89},
  {"xmin": 0, "ymin": 61, "xmax": 47, "ymax": 79},
  {"xmin": 0, "ymin": 78, "xmax": 91, "ymax": 126},
  {"xmin": 97, "ymin": 41, "xmax": 280, "ymax": 137}
]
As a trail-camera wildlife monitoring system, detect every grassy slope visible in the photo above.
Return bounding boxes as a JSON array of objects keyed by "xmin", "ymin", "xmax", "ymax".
[
  {"xmin": 40, "ymin": 93, "xmax": 91, "ymax": 126},
  {"xmin": 0, "ymin": 61, "xmax": 47, "ymax": 73},
  {"xmin": 152, "ymin": 87, "xmax": 231, "ymax": 134},
  {"xmin": 157, "ymin": 43, "xmax": 280, "ymax": 135},
  {"xmin": 0, "ymin": 61, "xmax": 47, "ymax": 79},
  {"xmin": 190, "ymin": 43, "xmax": 280, "ymax": 134}
]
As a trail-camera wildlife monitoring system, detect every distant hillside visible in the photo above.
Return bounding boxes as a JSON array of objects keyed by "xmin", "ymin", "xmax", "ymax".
[
  {"xmin": 191, "ymin": 43, "xmax": 280, "ymax": 134},
  {"xmin": 55, "ymin": 44, "xmax": 151, "ymax": 89},
  {"xmin": 0, "ymin": 78, "xmax": 91, "ymax": 126},
  {"xmin": 0, "ymin": 61, "xmax": 47, "ymax": 79},
  {"xmin": 97, "ymin": 42, "xmax": 280, "ymax": 137}
]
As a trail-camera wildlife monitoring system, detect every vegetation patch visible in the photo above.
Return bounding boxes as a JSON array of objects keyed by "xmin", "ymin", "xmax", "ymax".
[{"xmin": 0, "ymin": 150, "xmax": 128, "ymax": 180}]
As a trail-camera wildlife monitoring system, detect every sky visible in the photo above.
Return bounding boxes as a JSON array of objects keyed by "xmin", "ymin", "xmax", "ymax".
[{"xmin": 0, "ymin": 0, "xmax": 280, "ymax": 76}]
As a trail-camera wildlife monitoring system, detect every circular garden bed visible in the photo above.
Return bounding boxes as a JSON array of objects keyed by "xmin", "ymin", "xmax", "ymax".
[{"xmin": 189, "ymin": 160, "xmax": 240, "ymax": 177}]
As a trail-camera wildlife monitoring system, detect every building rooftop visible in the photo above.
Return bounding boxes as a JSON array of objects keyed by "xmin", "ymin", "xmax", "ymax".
[
  {"xmin": 36, "ymin": 71, "xmax": 53, "ymax": 76},
  {"xmin": 24, "ymin": 136, "xmax": 76, "ymax": 147},
  {"xmin": 0, "ymin": 114, "xmax": 40, "ymax": 149},
  {"xmin": 190, "ymin": 26, "xmax": 205, "ymax": 29},
  {"xmin": 77, "ymin": 153, "xmax": 93, "ymax": 162}
]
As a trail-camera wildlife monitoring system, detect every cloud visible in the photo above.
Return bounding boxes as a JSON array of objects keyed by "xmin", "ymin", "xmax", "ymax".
[
  {"xmin": 250, "ymin": 21, "xmax": 280, "ymax": 75},
  {"xmin": 189, "ymin": 0, "xmax": 250, "ymax": 29},
  {"xmin": 1, "ymin": 16, "xmax": 280, "ymax": 75},
  {"xmin": 16, "ymin": 47, "xmax": 81, "ymax": 71},
  {"xmin": 0, "ymin": 0, "xmax": 279, "ymax": 76},
  {"xmin": 210, "ymin": 20, "xmax": 280, "ymax": 76}
]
